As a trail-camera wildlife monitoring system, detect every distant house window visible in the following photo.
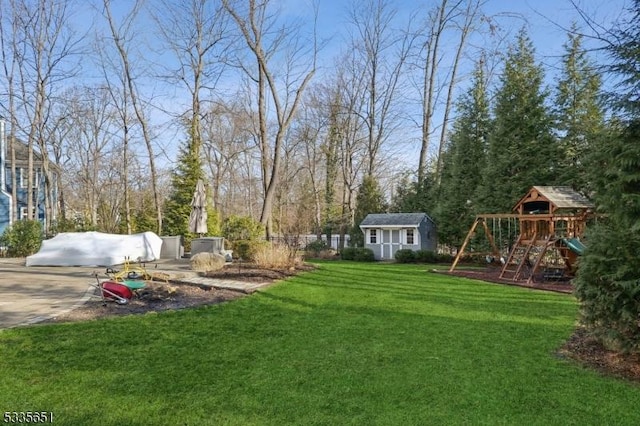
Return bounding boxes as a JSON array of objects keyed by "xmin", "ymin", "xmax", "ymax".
[
  {"xmin": 369, "ymin": 229, "xmax": 377, "ymax": 244},
  {"xmin": 19, "ymin": 168, "xmax": 26, "ymax": 189},
  {"xmin": 19, "ymin": 168, "xmax": 40, "ymax": 189},
  {"xmin": 19, "ymin": 206, "xmax": 37, "ymax": 220},
  {"xmin": 406, "ymin": 229, "xmax": 414, "ymax": 245}
]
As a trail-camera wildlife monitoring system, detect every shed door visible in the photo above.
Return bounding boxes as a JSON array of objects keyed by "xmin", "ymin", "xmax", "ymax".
[
  {"xmin": 380, "ymin": 229, "xmax": 402, "ymax": 260},
  {"xmin": 381, "ymin": 230, "xmax": 391, "ymax": 259}
]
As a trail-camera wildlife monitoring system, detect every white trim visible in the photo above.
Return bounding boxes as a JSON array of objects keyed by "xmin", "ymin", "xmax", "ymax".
[
  {"xmin": 19, "ymin": 167, "xmax": 26, "ymax": 189},
  {"xmin": 361, "ymin": 224, "xmax": 420, "ymax": 229}
]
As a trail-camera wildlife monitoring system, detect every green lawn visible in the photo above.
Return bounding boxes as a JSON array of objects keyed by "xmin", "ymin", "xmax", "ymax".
[{"xmin": 1, "ymin": 261, "xmax": 639, "ymax": 425}]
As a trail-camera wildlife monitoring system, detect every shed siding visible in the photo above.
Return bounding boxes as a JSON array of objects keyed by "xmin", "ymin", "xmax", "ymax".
[{"xmin": 360, "ymin": 213, "xmax": 437, "ymax": 260}]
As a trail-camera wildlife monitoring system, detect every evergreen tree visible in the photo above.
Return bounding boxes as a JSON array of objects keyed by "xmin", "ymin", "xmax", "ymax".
[
  {"xmin": 477, "ymin": 29, "xmax": 558, "ymax": 213},
  {"xmin": 554, "ymin": 25, "xmax": 605, "ymax": 193},
  {"xmin": 350, "ymin": 175, "xmax": 387, "ymax": 247},
  {"xmin": 574, "ymin": 1, "xmax": 640, "ymax": 353},
  {"xmin": 390, "ymin": 173, "xmax": 435, "ymax": 214},
  {"xmin": 163, "ymin": 140, "xmax": 207, "ymax": 245},
  {"xmin": 437, "ymin": 59, "xmax": 491, "ymax": 249}
]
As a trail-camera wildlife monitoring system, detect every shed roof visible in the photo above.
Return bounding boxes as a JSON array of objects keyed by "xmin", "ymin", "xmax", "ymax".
[
  {"xmin": 360, "ymin": 212, "xmax": 432, "ymax": 227},
  {"xmin": 514, "ymin": 186, "xmax": 594, "ymax": 211}
]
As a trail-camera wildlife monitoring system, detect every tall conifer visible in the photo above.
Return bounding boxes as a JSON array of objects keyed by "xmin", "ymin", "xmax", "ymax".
[
  {"xmin": 477, "ymin": 29, "xmax": 558, "ymax": 213},
  {"xmin": 554, "ymin": 26, "xmax": 605, "ymax": 193},
  {"xmin": 574, "ymin": 1, "xmax": 640, "ymax": 353},
  {"xmin": 437, "ymin": 59, "xmax": 490, "ymax": 249}
]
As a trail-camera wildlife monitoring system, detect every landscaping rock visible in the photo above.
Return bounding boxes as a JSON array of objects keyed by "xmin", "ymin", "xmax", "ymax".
[{"xmin": 190, "ymin": 252, "xmax": 226, "ymax": 272}]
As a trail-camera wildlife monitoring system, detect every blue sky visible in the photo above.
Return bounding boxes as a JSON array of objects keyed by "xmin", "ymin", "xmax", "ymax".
[
  {"xmin": 310, "ymin": 0, "xmax": 628, "ymax": 72},
  {"xmin": 92, "ymin": 0, "xmax": 629, "ymax": 169}
]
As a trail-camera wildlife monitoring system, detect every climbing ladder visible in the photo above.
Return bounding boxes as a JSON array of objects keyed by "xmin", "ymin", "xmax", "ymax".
[
  {"xmin": 500, "ymin": 232, "xmax": 537, "ymax": 281},
  {"xmin": 527, "ymin": 238, "xmax": 563, "ymax": 284},
  {"xmin": 500, "ymin": 234, "xmax": 567, "ymax": 284}
]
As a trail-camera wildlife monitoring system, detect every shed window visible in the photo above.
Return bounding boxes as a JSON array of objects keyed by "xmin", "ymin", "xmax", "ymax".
[
  {"xmin": 369, "ymin": 229, "xmax": 377, "ymax": 244},
  {"xmin": 406, "ymin": 229, "xmax": 414, "ymax": 245}
]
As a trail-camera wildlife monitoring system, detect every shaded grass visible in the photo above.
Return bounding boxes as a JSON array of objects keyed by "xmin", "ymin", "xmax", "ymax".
[{"xmin": 1, "ymin": 261, "xmax": 639, "ymax": 425}]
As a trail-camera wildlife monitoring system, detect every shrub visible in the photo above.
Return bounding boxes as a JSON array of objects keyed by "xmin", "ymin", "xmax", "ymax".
[
  {"xmin": 190, "ymin": 252, "xmax": 226, "ymax": 272},
  {"xmin": 341, "ymin": 247, "xmax": 357, "ymax": 260},
  {"xmin": 574, "ymin": 221, "xmax": 640, "ymax": 353},
  {"xmin": 436, "ymin": 253, "xmax": 454, "ymax": 263},
  {"xmin": 341, "ymin": 247, "xmax": 375, "ymax": 261},
  {"xmin": 253, "ymin": 243, "xmax": 299, "ymax": 269},
  {"xmin": 0, "ymin": 220, "xmax": 43, "ymax": 257},
  {"xmin": 307, "ymin": 249, "xmax": 338, "ymax": 260},
  {"xmin": 415, "ymin": 249, "xmax": 438, "ymax": 263},
  {"xmin": 221, "ymin": 215, "xmax": 264, "ymax": 242},
  {"xmin": 305, "ymin": 239, "xmax": 329, "ymax": 254},
  {"xmin": 395, "ymin": 249, "xmax": 416, "ymax": 263},
  {"xmin": 232, "ymin": 239, "xmax": 269, "ymax": 261},
  {"xmin": 353, "ymin": 248, "xmax": 375, "ymax": 262}
]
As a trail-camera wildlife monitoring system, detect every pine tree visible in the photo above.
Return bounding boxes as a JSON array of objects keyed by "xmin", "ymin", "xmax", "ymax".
[
  {"xmin": 437, "ymin": 59, "xmax": 491, "ymax": 249},
  {"xmin": 390, "ymin": 174, "xmax": 435, "ymax": 214},
  {"xmin": 573, "ymin": 1, "xmax": 640, "ymax": 353},
  {"xmin": 350, "ymin": 175, "xmax": 387, "ymax": 247},
  {"xmin": 554, "ymin": 26, "xmax": 605, "ymax": 193},
  {"xmin": 477, "ymin": 29, "xmax": 558, "ymax": 213},
  {"xmin": 163, "ymin": 140, "xmax": 207, "ymax": 244}
]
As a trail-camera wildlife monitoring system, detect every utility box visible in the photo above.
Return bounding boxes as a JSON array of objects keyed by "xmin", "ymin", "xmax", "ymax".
[
  {"xmin": 160, "ymin": 236, "xmax": 184, "ymax": 259},
  {"xmin": 191, "ymin": 237, "xmax": 225, "ymax": 255}
]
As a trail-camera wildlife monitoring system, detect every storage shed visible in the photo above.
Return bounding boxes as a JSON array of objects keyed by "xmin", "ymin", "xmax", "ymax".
[{"xmin": 359, "ymin": 213, "xmax": 437, "ymax": 260}]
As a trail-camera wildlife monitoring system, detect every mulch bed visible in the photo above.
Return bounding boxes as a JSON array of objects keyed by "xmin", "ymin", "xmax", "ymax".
[
  {"xmin": 203, "ymin": 263, "xmax": 317, "ymax": 283},
  {"xmin": 559, "ymin": 327, "xmax": 640, "ymax": 384},
  {"xmin": 441, "ymin": 266, "xmax": 574, "ymax": 294},
  {"xmin": 46, "ymin": 263, "xmax": 317, "ymax": 324}
]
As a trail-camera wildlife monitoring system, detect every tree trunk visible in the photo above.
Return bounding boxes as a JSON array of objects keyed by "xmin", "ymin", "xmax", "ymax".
[{"xmin": 103, "ymin": 0, "xmax": 162, "ymax": 234}]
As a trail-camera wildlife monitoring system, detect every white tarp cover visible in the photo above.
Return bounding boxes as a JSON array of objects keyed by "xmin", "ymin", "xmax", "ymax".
[{"xmin": 26, "ymin": 231, "xmax": 163, "ymax": 267}]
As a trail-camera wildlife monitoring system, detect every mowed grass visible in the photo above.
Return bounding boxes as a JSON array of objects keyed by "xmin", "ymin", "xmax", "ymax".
[{"xmin": 1, "ymin": 261, "xmax": 639, "ymax": 425}]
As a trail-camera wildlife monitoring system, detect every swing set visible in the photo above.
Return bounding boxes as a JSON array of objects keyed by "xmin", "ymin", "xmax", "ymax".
[
  {"xmin": 448, "ymin": 214, "xmax": 519, "ymax": 270},
  {"xmin": 449, "ymin": 186, "xmax": 595, "ymax": 284}
]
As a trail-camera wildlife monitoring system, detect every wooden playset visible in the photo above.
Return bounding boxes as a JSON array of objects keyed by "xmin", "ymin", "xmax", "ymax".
[{"xmin": 449, "ymin": 186, "xmax": 594, "ymax": 284}]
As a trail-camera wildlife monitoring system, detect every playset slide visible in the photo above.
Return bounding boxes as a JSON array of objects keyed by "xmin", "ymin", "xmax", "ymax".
[{"xmin": 561, "ymin": 237, "xmax": 586, "ymax": 255}]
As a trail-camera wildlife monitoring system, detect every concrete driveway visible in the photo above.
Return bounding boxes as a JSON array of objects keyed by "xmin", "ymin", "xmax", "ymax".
[{"xmin": 0, "ymin": 258, "xmax": 100, "ymax": 329}]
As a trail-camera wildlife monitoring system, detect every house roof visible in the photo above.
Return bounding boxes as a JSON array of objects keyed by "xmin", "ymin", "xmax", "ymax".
[
  {"xmin": 514, "ymin": 186, "xmax": 594, "ymax": 211},
  {"xmin": 360, "ymin": 212, "xmax": 432, "ymax": 227},
  {"xmin": 11, "ymin": 139, "xmax": 45, "ymax": 164}
]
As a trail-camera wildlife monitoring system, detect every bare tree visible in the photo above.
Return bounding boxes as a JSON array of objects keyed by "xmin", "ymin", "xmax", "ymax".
[
  {"xmin": 101, "ymin": 0, "xmax": 163, "ymax": 234},
  {"xmin": 331, "ymin": 56, "xmax": 369, "ymax": 246},
  {"xmin": 201, "ymin": 98, "xmax": 256, "ymax": 217},
  {"xmin": 289, "ymin": 86, "xmax": 329, "ymax": 239},
  {"xmin": 222, "ymin": 0, "xmax": 317, "ymax": 238},
  {"xmin": 58, "ymin": 86, "xmax": 120, "ymax": 228},
  {"xmin": 415, "ymin": 0, "xmax": 485, "ymax": 184},
  {"xmin": 151, "ymin": 0, "xmax": 229, "ymax": 160},
  {"xmin": 435, "ymin": 0, "xmax": 483, "ymax": 184},
  {"xmin": 6, "ymin": 0, "xmax": 80, "ymax": 233},
  {"xmin": 346, "ymin": 0, "xmax": 413, "ymax": 177},
  {"xmin": 0, "ymin": 0, "xmax": 22, "ymax": 223}
]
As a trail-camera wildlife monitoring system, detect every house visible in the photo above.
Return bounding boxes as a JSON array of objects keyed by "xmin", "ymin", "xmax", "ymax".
[
  {"xmin": 0, "ymin": 123, "xmax": 57, "ymax": 236},
  {"xmin": 359, "ymin": 212, "xmax": 437, "ymax": 260}
]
